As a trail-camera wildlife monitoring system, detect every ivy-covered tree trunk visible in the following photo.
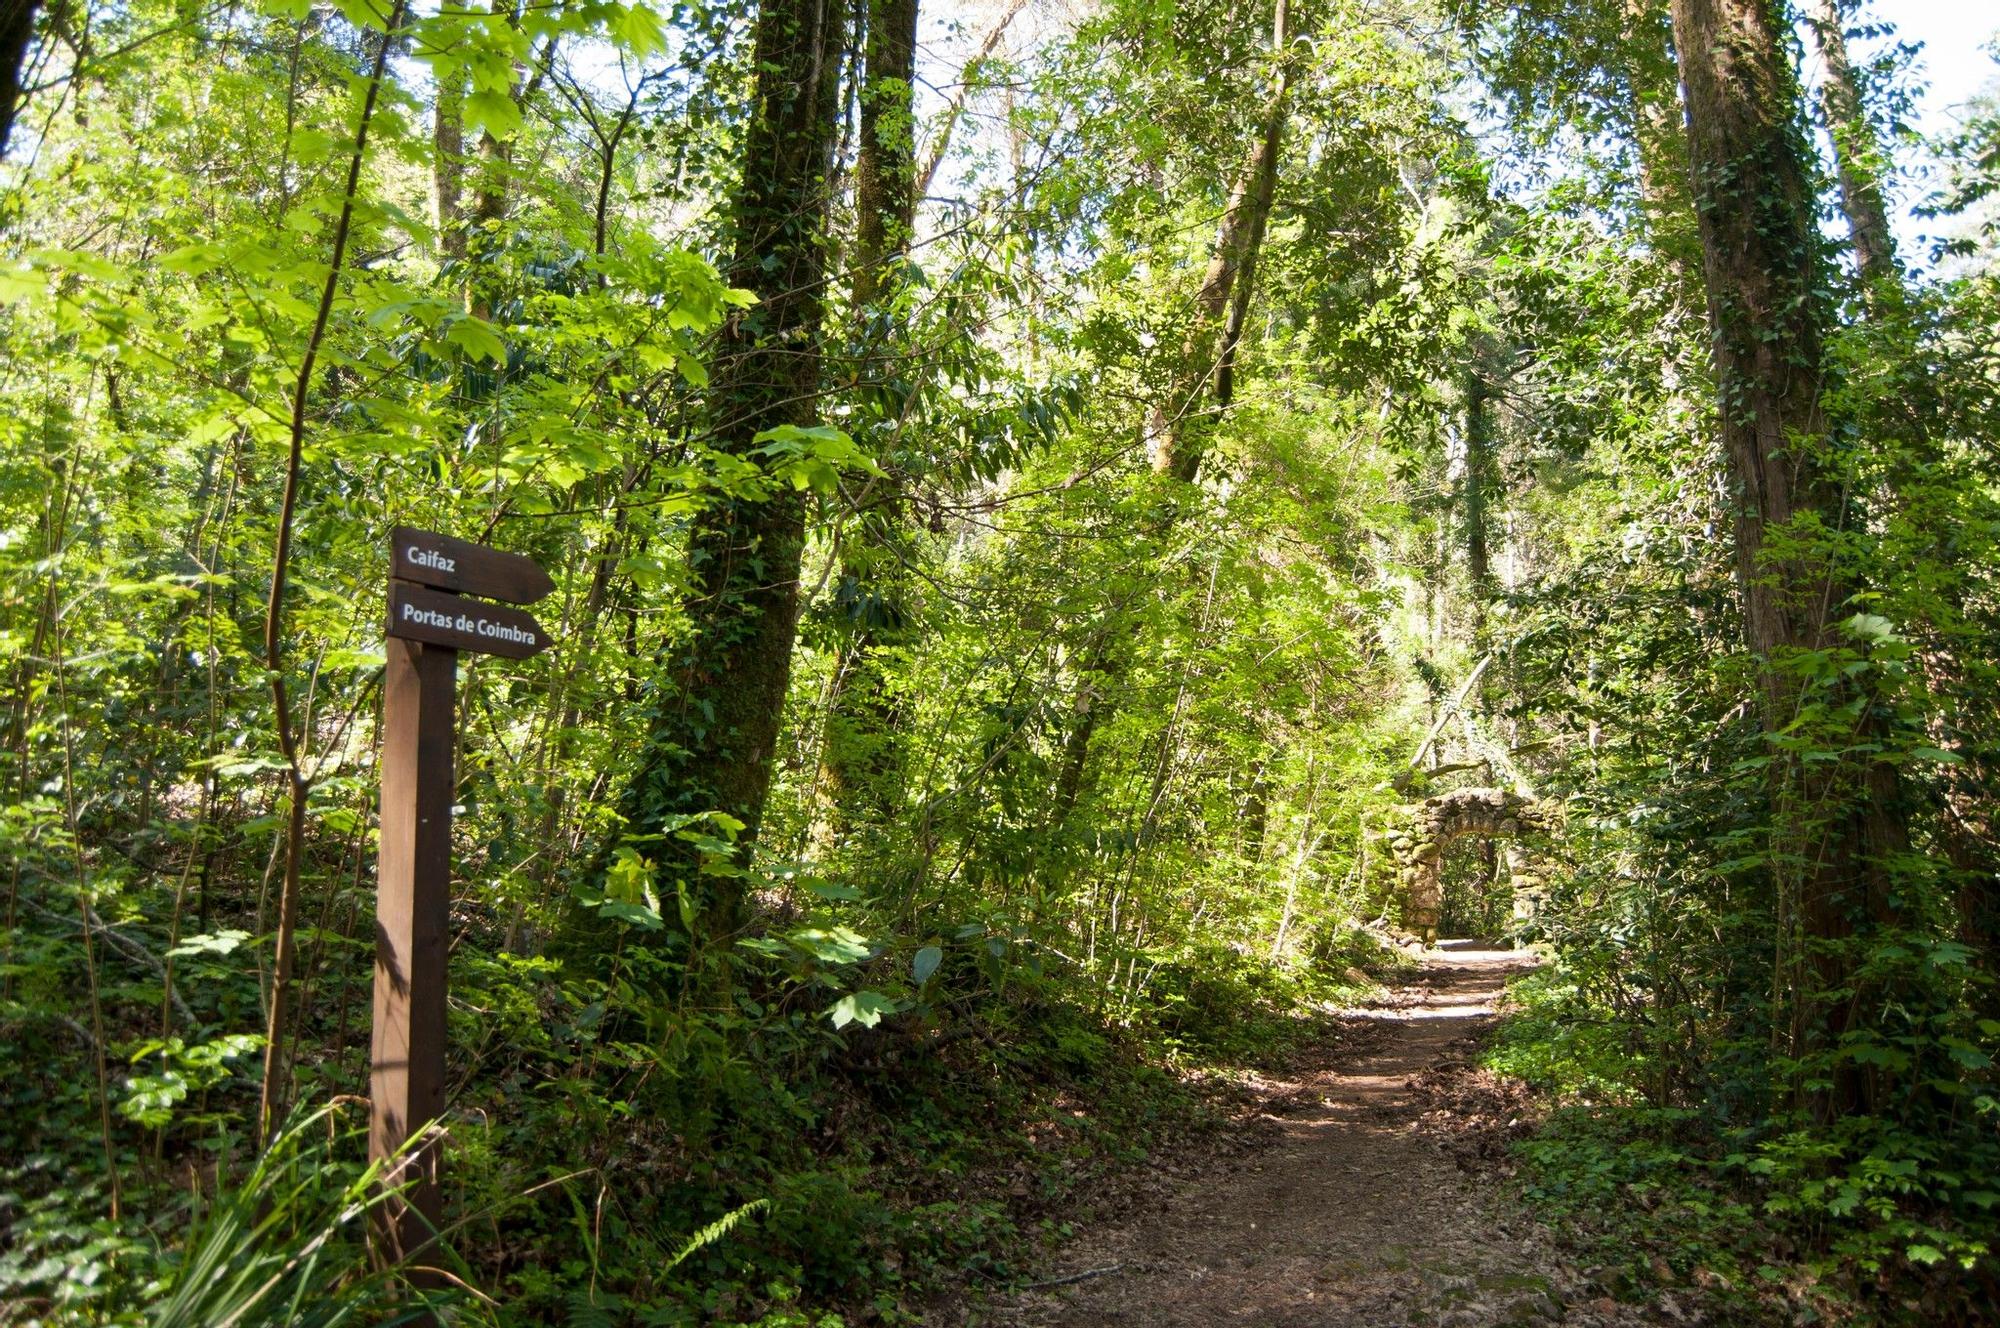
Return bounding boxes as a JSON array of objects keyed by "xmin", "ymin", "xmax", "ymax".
[
  {"xmin": 1801, "ymin": 0, "xmax": 2000, "ymax": 997},
  {"xmin": 813, "ymin": 0, "xmax": 921, "ymax": 844},
  {"xmin": 606, "ymin": 0, "xmax": 847, "ymax": 937},
  {"xmin": 1669, "ymin": 0, "xmax": 1905, "ymax": 1113},
  {"xmin": 850, "ymin": 0, "xmax": 919, "ymax": 307}
]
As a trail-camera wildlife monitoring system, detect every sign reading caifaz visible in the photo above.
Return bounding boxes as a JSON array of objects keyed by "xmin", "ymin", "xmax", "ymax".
[
  {"xmin": 391, "ymin": 525, "xmax": 555, "ymax": 605},
  {"xmin": 388, "ymin": 580, "xmax": 551, "ymax": 658}
]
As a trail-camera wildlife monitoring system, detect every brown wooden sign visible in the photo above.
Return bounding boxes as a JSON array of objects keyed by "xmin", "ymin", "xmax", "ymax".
[
  {"xmin": 387, "ymin": 580, "xmax": 552, "ymax": 658},
  {"xmin": 371, "ymin": 530, "xmax": 553, "ymax": 1280},
  {"xmin": 391, "ymin": 525, "xmax": 555, "ymax": 604}
]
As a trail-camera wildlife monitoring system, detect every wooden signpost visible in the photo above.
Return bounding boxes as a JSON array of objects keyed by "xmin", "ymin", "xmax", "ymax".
[{"xmin": 372, "ymin": 527, "xmax": 552, "ymax": 1269}]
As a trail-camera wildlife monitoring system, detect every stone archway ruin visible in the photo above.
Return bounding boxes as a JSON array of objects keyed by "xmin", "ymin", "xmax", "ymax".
[{"xmin": 1367, "ymin": 787, "xmax": 1556, "ymax": 943}]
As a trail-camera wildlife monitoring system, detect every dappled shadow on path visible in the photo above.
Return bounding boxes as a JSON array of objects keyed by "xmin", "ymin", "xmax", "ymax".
[{"xmin": 975, "ymin": 945, "xmax": 1655, "ymax": 1328}]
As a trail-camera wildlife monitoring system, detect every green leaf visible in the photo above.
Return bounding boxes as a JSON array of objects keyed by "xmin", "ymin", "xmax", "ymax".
[
  {"xmin": 913, "ymin": 945, "xmax": 943, "ymax": 985},
  {"xmin": 444, "ymin": 314, "xmax": 507, "ymax": 363},
  {"xmin": 119, "ymin": 1071, "xmax": 189, "ymax": 1127},
  {"xmin": 610, "ymin": 2, "xmax": 667, "ymax": 57},
  {"xmin": 806, "ymin": 881, "xmax": 863, "ymax": 901},
  {"xmin": 1906, "ymin": 1243, "xmax": 1945, "ymax": 1266},
  {"xmin": 465, "ymin": 89, "xmax": 524, "ymax": 141},
  {"xmin": 826, "ymin": 990, "xmax": 903, "ymax": 1030},
  {"xmin": 791, "ymin": 927, "xmax": 872, "ymax": 965},
  {"xmin": 1843, "ymin": 612, "xmax": 1897, "ymax": 643},
  {"xmin": 0, "ymin": 262, "xmax": 43, "ymax": 306},
  {"xmin": 595, "ymin": 899, "xmax": 664, "ymax": 931},
  {"xmin": 333, "ymin": 0, "xmax": 392, "ymax": 30}
]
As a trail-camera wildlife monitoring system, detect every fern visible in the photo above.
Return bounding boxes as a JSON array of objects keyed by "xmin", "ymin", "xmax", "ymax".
[
  {"xmin": 664, "ymin": 1198, "xmax": 770, "ymax": 1272},
  {"xmin": 563, "ymin": 1290, "xmax": 620, "ymax": 1328}
]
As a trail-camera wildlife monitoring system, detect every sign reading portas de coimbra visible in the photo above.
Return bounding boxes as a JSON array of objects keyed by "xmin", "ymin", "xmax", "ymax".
[
  {"xmin": 372, "ymin": 528, "xmax": 555, "ymax": 1278},
  {"xmin": 388, "ymin": 580, "xmax": 551, "ymax": 658}
]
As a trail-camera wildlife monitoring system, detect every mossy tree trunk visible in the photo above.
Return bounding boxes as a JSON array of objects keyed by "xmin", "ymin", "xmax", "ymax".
[
  {"xmin": 1669, "ymin": 0, "xmax": 1906, "ymax": 1114},
  {"xmin": 813, "ymin": 0, "xmax": 922, "ymax": 846},
  {"xmin": 602, "ymin": 0, "xmax": 848, "ymax": 941},
  {"xmin": 1148, "ymin": 0, "xmax": 1292, "ymax": 483}
]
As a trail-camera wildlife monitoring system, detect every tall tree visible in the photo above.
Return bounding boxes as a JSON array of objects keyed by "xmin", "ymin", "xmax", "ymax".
[
  {"xmin": 433, "ymin": 57, "xmax": 469, "ymax": 267},
  {"xmin": 1802, "ymin": 0, "xmax": 1896, "ymax": 293},
  {"xmin": 1447, "ymin": 0, "xmax": 1699, "ymax": 296},
  {"xmin": 1149, "ymin": 0, "xmax": 1293, "ymax": 482},
  {"xmin": 850, "ymin": 0, "xmax": 920, "ymax": 308},
  {"xmin": 1802, "ymin": 1, "xmax": 2000, "ymax": 995},
  {"xmin": 600, "ymin": 0, "xmax": 848, "ymax": 937},
  {"xmin": 1051, "ymin": 0, "xmax": 1294, "ymax": 822},
  {"xmin": 1669, "ymin": 0, "xmax": 1905, "ymax": 1110},
  {"xmin": 813, "ymin": 0, "xmax": 922, "ymax": 839}
]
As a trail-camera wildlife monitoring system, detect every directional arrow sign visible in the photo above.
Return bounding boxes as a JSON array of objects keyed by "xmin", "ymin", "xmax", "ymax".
[
  {"xmin": 391, "ymin": 526, "xmax": 555, "ymax": 605},
  {"xmin": 387, "ymin": 580, "xmax": 552, "ymax": 659}
]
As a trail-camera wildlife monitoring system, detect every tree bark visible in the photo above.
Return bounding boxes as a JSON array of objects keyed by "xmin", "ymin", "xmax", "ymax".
[
  {"xmin": 599, "ymin": 0, "xmax": 847, "ymax": 940},
  {"xmin": 1800, "ymin": 0, "xmax": 2000, "ymax": 1001},
  {"xmin": 912, "ymin": 0, "xmax": 1029, "ymax": 201},
  {"xmin": 434, "ymin": 55, "xmax": 468, "ymax": 267},
  {"xmin": 1462, "ymin": 372, "xmax": 1494, "ymax": 602},
  {"xmin": 1150, "ymin": 0, "xmax": 1291, "ymax": 482},
  {"xmin": 814, "ymin": 0, "xmax": 922, "ymax": 843},
  {"xmin": 0, "ymin": 0, "xmax": 37, "ymax": 159},
  {"xmin": 851, "ymin": 0, "xmax": 919, "ymax": 307},
  {"xmin": 1669, "ymin": 0, "xmax": 1904, "ymax": 1114},
  {"xmin": 1802, "ymin": 0, "xmax": 1896, "ymax": 293}
]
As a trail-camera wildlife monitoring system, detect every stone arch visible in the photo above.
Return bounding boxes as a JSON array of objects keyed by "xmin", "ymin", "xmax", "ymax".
[{"xmin": 1367, "ymin": 787, "xmax": 1556, "ymax": 943}]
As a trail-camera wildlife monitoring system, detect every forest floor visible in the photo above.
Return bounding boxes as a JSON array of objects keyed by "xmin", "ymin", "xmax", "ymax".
[{"xmin": 962, "ymin": 943, "xmax": 1682, "ymax": 1328}]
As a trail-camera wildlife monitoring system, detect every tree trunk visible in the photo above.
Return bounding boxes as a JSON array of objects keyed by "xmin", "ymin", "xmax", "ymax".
[
  {"xmin": 1669, "ymin": 0, "xmax": 1904, "ymax": 1114},
  {"xmin": 912, "ymin": 0, "xmax": 1028, "ymax": 200},
  {"xmin": 1802, "ymin": 0, "xmax": 1896, "ymax": 293},
  {"xmin": 1150, "ymin": 0, "xmax": 1291, "ymax": 482},
  {"xmin": 0, "ymin": 0, "xmax": 37, "ymax": 159},
  {"xmin": 1801, "ymin": 0, "xmax": 2000, "ymax": 1003},
  {"xmin": 434, "ymin": 55, "xmax": 468, "ymax": 267},
  {"xmin": 813, "ymin": 0, "xmax": 921, "ymax": 845},
  {"xmin": 1462, "ymin": 372, "xmax": 1494, "ymax": 604},
  {"xmin": 598, "ymin": 0, "xmax": 847, "ymax": 941},
  {"xmin": 851, "ymin": 0, "xmax": 920, "ymax": 307},
  {"xmin": 1055, "ymin": 0, "xmax": 1292, "ymax": 825}
]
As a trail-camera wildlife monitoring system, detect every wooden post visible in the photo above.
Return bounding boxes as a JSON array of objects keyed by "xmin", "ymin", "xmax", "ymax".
[{"xmin": 372, "ymin": 629, "xmax": 456, "ymax": 1266}]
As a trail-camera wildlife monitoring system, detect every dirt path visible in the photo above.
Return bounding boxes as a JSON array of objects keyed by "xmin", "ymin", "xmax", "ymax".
[{"xmin": 975, "ymin": 943, "xmax": 1658, "ymax": 1328}]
